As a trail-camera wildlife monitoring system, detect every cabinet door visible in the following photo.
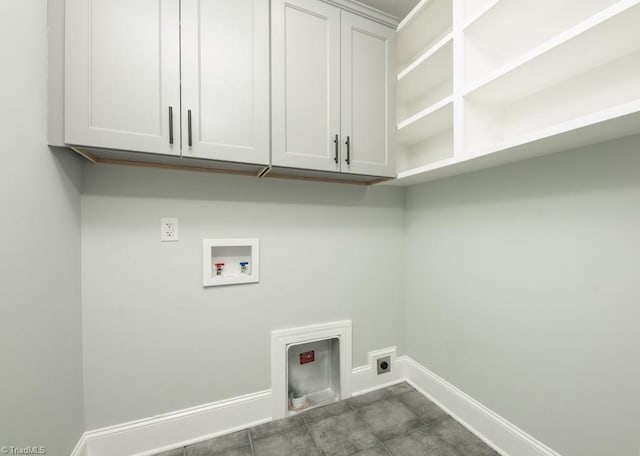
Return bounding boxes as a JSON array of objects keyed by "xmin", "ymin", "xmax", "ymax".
[
  {"xmin": 65, "ymin": 0, "xmax": 181, "ymax": 155},
  {"xmin": 271, "ymin": 0, "xmax": 341, "ymax": 171},
  {"xmin": 181, "ymin": 0, "xmax": 269, "ymax": 165},
  {"xmin": 341, "ymin": 12, "xmax": 396, "ymax": 177}
]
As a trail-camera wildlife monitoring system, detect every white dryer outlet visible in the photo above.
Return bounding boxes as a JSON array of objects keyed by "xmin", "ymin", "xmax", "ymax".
[{"xmin": 160, "ymin": 217, "xmax": 178, "ymax": 242}]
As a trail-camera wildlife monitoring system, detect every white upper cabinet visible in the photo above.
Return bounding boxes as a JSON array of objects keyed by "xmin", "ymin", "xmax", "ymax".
[
  {"xmin": 341, "ymin": 12, "xmax": 396, "ymax": 177},
  {"xmin": 271, "ymin": 0, "xmax": 396, "ymax": 178},
  {"xmin": 65, "ymin": 0, "xmax": 181, "ymax": 155},
  {"xmin": 181, "ymin": 0, "xmax": 269, "ymax": 164},
  {"xmin": 62, "ymin": 0, "xmax": 395, "ymax": 180},
  {"xmin": 271, "ymin": 0, "xmax": 341, "ymax": 172},
  {"xmin": 64, "ymin": 0, "xmax": 269, "ymax": 165}
]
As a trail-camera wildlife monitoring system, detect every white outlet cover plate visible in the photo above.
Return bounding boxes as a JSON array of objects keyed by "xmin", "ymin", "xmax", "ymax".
[
  {"xmin": 368, "ymin": 346, "xmax": 397, "ymax": 370},
  {"xmin": 161, "ymin": 217, "xmax": 178, "ymax": 242}
]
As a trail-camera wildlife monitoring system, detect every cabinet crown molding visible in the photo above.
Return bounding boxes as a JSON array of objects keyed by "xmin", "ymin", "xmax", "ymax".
[{"xmin": 321, "ymin": 0, "xmax": 400, "ymax": 28}]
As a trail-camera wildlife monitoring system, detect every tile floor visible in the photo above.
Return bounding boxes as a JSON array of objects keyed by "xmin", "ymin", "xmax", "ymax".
[{"xmin": 154, "ymin": 382, "xmax": 500, "ymax": 456}]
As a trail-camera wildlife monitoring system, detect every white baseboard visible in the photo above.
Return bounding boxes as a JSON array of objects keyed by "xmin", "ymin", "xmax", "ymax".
[
  {"xmin": 73, "ymin": 356, "xmax": 561, "ymax": 456},
  {"xmin": 405, "ymin": 358, "xmax": 562, "ymax": 456},
  {"xmin": 83, "ymin": 390, "xmax": 272, "ymax": 456}
]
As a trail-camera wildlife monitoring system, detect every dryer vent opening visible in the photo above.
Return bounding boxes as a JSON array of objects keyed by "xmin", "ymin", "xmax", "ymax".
[
  {"xmin": 287, "ymin": 337, "xmax": 340, "ymax": 413},
  {"xmin": 271, "ymin": 320, "xmax": 352, "ymax": 420}
]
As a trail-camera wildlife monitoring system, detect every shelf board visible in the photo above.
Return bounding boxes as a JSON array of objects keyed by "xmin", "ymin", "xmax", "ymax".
[
  {"xmin": 465, "ymin": 0, "xmax": 640, "ymax": 103},
  {"xmin": 396, "ymin": 38, "xmax": 453, "ymax": 116},
  {"xmin": 398, "ymin": 0, "xmax": 441, "ymax": 30},
  {"xmin": 463, "ymin": 0, "xmax": 502, "ymax": 30},
  {"xmin": 397, "ymin": 32, "xmax": 453, "ymax": 81},
  {"xmin": 393, "ymin": 155, "xmax": 458, "ymax": 182},
  {"xmin": 397, "ymin": 0, "xmax": 452, "ymax": 68},
  {"xmin": 387, "ymin": 99, "xmax": 640, "ymax": 186},
  {"xmin": 471, "ymin": 99, "xmax": 640, "ymax": 156},
  {"xmin": 398, "ymin": 96, "xmax": 454, "ymax": 146},
  {"xmin": 464, "ymin": 0, "xmax": 618, "ymax": 52}
]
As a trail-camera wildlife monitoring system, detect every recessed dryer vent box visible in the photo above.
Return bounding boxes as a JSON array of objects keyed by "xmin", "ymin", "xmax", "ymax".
[{"xmin": 203, "ymin": 239, "xmax": 259, "ymax": 287}]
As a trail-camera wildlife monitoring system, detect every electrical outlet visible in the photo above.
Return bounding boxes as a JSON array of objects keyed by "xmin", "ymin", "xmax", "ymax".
[
  {"xmin": 377, "ymin": 356, "xmax": 391, "ymax": 375},
  {"xmin": 160, "ymin": 217, "xmax": 178, "ymax": 242}
]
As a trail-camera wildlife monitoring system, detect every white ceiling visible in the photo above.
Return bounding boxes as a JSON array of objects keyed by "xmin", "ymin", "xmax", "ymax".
[{"xmin": 356, "ymin": 0, "xmax": 421, "ymax": 19}]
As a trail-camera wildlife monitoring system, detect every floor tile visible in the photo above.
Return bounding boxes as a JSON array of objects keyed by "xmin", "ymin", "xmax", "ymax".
[
  {"xmin": 348, "ymin": 388, "xmax": 394, "ymax": 408},
  {"xmin": 432, "ymin": 416, "xmax": 500, "ymax": 455},
  {"xmin": 177, "ymin": 387, "xmax": 500, "ymax": 456},
  {"xmin": 252, "ymin": 425, "xmax": 322, "ymax": 456},
  {"xmin": 384, "ymin": 427, "xmax": 459, "ymax": 456},
  {"xmin": 185, "ymin": 430, "xmax": 249, "ymax": 456},
  {"xmin": 385, "ymin": 382, "xmax": 415, "ymax": 396},
  {"xmin": 153, "ymin": 449, "xmax": 184, "ymax": 456},
  {"xmin": 352, "ymin": 446, "xmax": 390, "ymax": 456},
  {"xmin": 397, "ymin": 390, "xmax": 448, "ymax": 424},
  {"xmin": 302, "ymin": 400, "xmax": 352, "ymax": 422},
  {"xmin": 356, "ymin": 398, "xmax": 423, "ymax": 442},
  {"xmin": 306, "ymin": 410, "xmax": 380, "ymax": 456},
  {"xmin": 203, "ymin": 446, "xmax": 252, "ymax": 456},
  {"xmin": 249, "ymin": 415, "xmax": 305, "ymax": 440}
]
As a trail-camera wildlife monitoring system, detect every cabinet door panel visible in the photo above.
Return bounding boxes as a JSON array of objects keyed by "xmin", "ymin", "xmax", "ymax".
[
  {"xmin": 181, "ymin": 0, "xmax": 269, "ymax": 164},
  {"xmin": 341, "ymin": 12, "xmax": 396, "ymax": 177},
  {"xmin": 65, "ymin": 0, "xmax": 180, "ymax": 155},
  {"xmin": 271, "ymin": 0, "xmax": 341, "ymax": 171}
]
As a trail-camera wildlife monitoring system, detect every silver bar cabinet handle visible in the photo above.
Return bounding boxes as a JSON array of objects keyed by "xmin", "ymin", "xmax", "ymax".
[
  {"xmin": 168, "ymin": 106, "xmax": 174, "ymax": 145},
  {"xmin": 187, "ymin": 109, "xmax": 192, "ymax": 147},
  {"xmin": 345, "ymin": 136, "xmax": 351, "ymax": 165}
]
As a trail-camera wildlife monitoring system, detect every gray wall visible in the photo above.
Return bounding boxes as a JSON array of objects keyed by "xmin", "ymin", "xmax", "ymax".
[
  {"xmin": 0, "ymin": 1, "xmax": 85, "ymax": 455},
  {"xmin": 5, "ymin": 5, "xmax": 637, "ymax": 454},
  {"xmin": 81, "ymin": 165, "xmax": 405, "ymax": 429},
  {"xmin": 405, "ymin": 135, "xmax": 640, "ymax": 456}
]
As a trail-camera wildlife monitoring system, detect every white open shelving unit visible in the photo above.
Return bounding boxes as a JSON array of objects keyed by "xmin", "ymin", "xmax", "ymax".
[
  {"xmin": 395, "ymin": 0, "xmax": 454, "ymax": 174},
  {"xmin": 389, "ymin": 0, "xmax": 640, "ymax": 186}
]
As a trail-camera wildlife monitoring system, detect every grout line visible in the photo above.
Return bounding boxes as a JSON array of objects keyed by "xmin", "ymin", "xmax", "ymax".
[
  {"xmin": 425, "ymin": 418, "xmax": 466, "ymax": 456},
  {"xmin": 404, "ymin": 424, "xmax": 429, "ymax": 436},
  {"xmin": 347, "ymin": 396, "xmax": 388, "ymax": 449},
  {"xmin": 247, "ymin": 429, "xmax": 256, "ymax": 456},
  {"xmin": 379, "ymin": 441, "xmax": 393, "ymax": 455},
  {"xmin": 348, "ymin": 392, "xmax": 399, "ymax": 452},
  {"xmin": 351, "ymin": 445, "xmax": 391, "ymax": 456},
  {"xmin": 301, "ymin": 414, "xmax": 326, "ymax": 456},
  {"xmin": 378, "ymin": 425, "xmax": 430, "ymax": 456},
  {"xmin": 388, "ymin": 390, "xmax": 428, "ymax": 429}
]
